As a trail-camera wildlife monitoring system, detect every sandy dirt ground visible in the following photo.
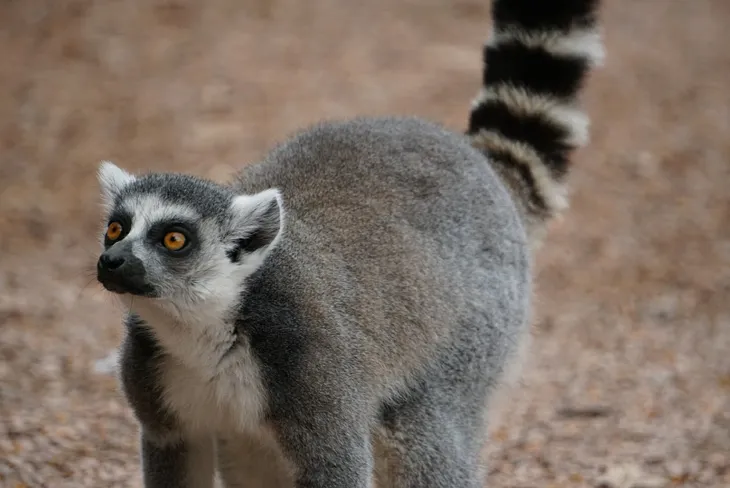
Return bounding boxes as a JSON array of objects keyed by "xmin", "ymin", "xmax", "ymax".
[{"xmin": 1, "ymin": 1, "xmax": 729, "ymax": 487}]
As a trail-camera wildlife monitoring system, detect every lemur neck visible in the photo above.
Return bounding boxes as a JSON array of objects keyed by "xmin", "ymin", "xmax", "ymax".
[{"xmin": 127, "ymin": 297, "xmax": 239, "ymax": 378}]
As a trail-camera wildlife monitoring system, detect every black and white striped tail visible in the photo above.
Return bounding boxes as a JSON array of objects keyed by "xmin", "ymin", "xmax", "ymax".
[{"xmin": 467, "ymin": 0, "xmax": 603, "ymax": 238}]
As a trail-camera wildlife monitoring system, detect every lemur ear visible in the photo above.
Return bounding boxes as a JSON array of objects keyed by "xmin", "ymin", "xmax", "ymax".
[
  {"xmin": 98, "ymin": 161, "xmax": 135, "ymax": 208},
  {"xmin": 226, "ymin": 188, "xmax": 284, "ymax": 262}
]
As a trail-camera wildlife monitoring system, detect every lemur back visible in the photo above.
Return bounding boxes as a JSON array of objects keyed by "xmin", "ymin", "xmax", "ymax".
[
  {"xmin": 235, "ymin": 117, "xmax": 528, "ymax": 397},
  {"xmin": 96, "ymin": 1, "xmax": 603, "ymax": 487}
]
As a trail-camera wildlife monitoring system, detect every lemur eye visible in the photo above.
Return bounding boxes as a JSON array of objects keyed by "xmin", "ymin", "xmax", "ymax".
[
  {"xmin": 163, "ymin": 231, "xmax": 187, "ymax": 251},
  {"xmin": 106, "ymin": 221, "xmax": 123, "ymax": 241}
]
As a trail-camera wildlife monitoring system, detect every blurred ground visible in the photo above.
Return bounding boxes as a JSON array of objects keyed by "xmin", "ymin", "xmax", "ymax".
[{"xmin": 1, "ymin": 0, "xmax": 729, "ymax": 487}]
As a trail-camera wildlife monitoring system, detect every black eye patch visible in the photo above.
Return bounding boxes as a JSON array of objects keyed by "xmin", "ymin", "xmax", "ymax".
[
  {"xmin": 146, "ymin": 221, "xmax": 199, "ymax": 257},
  {"xmin": 104, "ymin": 212, "xmax": 133, "ymax": 247}
]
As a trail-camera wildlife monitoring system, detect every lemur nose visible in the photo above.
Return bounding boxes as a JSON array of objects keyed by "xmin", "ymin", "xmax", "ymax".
[{"xmin": 99, "ymin": 253, "xmax": 126, "ymax": 271}]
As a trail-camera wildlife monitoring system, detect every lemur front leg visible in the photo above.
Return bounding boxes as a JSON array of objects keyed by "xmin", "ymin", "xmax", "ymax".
[
  {"xmin": 119, "ymin": 314, "xmax": 216, "ymax": 488},
  {"xmin": 140, "ymin": 434, "xmax": 215, "ymax": 488},
  {"xmin": 260, "ymin": 359, "xmax": 374, "ymax": 488},
  {"xmin": 273, "ymin": 410, "xmax": 373, "ymax": 488}
]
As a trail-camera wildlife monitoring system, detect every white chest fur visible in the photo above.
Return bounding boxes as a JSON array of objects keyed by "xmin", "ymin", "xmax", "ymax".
[
  {"xmin": 130, "ymin": 301, "xmax": 267, "ymax": 436},
  {"xmin": 159, "ymin": 342, "xmax": 266, "ymax": 436}
]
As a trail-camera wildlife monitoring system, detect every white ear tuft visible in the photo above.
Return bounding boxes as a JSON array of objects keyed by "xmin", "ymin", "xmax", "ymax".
[
  {"xmin": 228, "ymin": 188, "xmax": 284, "ymax": 262},
  {"xmin": 98, "ymin": 161, "xmax": 135, "ymax": 208}
]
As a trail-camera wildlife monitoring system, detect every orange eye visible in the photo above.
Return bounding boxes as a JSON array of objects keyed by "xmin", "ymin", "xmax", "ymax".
[
  {"xmin": 106, "ymin": 221, "xmax": 123, "ymax": 241},
  {"xmin": 163, "ymin": 231, "xmax": 187, "ymax": 251}
]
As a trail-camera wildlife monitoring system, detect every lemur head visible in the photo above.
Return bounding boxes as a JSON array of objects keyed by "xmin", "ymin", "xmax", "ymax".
[{"xmin": 95, "ymin": 161, "xmax": 283, "ymax": 318}]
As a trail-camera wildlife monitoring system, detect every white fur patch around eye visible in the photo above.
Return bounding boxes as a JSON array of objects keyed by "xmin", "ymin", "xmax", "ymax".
[
  {"xmin": 98, "ymin": 161, "xmax": 136, "ymax": 209},
  {"xmin": 121, "ymin": 194, "xmax": 200, "ymax": 239}
]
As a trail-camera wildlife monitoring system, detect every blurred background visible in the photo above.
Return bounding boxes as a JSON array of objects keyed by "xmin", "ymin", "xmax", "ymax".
[{"xmin": 1, "ymin": 0, "xmax": 728, "ymax": 487}]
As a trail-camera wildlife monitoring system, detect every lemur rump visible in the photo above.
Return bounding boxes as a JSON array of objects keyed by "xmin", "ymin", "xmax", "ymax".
[{"xmin": 95, "ymin": 1, "xmax": 603, "ymax": 487}]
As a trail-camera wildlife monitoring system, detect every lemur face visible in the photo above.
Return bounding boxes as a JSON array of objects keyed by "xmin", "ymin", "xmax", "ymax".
[{"xmin": 95, "ymin": 161, "xmax": 283, "ymax": 310}]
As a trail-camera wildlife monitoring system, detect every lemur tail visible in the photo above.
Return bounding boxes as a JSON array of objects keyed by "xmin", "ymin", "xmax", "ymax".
[{"xmin": 467, "ymin": 0, "xmax": 604, "ymax": 244}]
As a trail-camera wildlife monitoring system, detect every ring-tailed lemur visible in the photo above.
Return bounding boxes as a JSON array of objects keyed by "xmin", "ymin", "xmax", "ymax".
[{"xmin": 95, "ymin": 1, "xmax": 603, "ymax": 486}]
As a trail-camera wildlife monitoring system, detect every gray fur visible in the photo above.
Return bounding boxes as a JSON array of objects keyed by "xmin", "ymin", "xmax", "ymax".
[
  {"xmin": 106, "ymin": 117, "xmax": 528, "ymax": 488},
  {"xmin": 140, "ymin": 436, "xmax": 215, "ymax": 488},
  {"xmin": 232, "ymin": 117, "xmax": 529, "ymax": 488},
  {"xmin": 96, "ymin": 1, "xmax": 603, "ymax": 486}
]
